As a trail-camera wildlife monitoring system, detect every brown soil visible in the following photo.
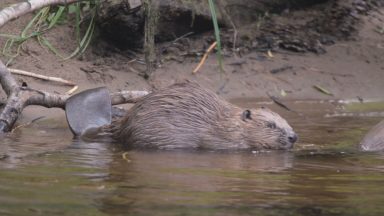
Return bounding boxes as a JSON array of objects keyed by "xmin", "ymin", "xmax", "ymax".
[{"xmin": 1, "ymin": 0, "xmax": 384, "ymax": 124}]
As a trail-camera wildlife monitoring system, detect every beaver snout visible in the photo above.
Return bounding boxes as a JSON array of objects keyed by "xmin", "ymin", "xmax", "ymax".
[
  {"xmin": 280, "ymin": 131, "xmax": 297, "ymax": 149},
  {"xmin": 288, "ymin": 133, "xmax": 298, "ymax": 144}
]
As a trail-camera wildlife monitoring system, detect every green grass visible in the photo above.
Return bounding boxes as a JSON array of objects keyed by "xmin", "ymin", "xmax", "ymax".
[
  {"xmin": 345, "ymin": 101, "xmax": 384, "ymax": 113},
  {"xmin": 0, "ymin": 1, "xmax": 99, "ymax": 65},
  {"xmin": 207, "ymin": 0, "xmax": 223, "ymax": 72}
]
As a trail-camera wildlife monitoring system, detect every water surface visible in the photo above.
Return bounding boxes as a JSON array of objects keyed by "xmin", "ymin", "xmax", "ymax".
[{"xmin": 1, "ymin": 100, "xmax": 384, "ymax": 216}]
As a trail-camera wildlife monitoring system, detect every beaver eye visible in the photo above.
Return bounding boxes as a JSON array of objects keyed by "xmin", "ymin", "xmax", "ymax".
[
  {"xmin": 242, "ymin": 110, "xmax": 252, "ymax": 121},
  {"xmin": 267, "ymin": 122, "xmax": 276, "ymax": 129}
]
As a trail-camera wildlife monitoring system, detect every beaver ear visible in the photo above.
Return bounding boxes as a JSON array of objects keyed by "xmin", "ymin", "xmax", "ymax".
[{"xmin": 242, "ymin": 110, "xmax": 252, "ymax": 121}]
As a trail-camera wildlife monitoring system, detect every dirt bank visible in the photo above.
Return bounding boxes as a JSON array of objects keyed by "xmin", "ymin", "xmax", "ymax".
[{"xmin": 0, "ymin": 0, "xmax": 383, "ymax": 125}]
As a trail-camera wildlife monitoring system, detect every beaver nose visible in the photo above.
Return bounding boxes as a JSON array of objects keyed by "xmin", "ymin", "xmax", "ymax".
[{"xmin": 288, "ymin": 133, "xmax": 298, "ymax": 143}]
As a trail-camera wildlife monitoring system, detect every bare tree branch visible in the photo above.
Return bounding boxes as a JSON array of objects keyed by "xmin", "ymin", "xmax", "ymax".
[
  {"xmin": 25, "ymin": 88, "xmax": 149, "ymax": 108},
  {"xmin": 0, "ymin": 60, "xmax": 23, "ymax": 132},
  {"xmin": 0, "ymin": 60, "xmax": 18, "ymax": 95}
]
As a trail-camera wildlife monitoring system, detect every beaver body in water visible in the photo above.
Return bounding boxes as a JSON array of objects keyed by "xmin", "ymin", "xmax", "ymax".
[{"xmin": 109, "ymin": 81, "xmax": 297, "ymax": 150}]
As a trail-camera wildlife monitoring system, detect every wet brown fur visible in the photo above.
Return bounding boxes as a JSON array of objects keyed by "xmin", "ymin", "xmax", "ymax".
[{"xmin": 110, "ymin": 81, "xmax": 296, "ymax": 150}]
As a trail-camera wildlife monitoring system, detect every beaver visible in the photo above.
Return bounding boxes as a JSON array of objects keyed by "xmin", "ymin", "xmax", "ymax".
[
  {"xmin": 360, "ymin": 119, "xmax": 384, "ymax": 151},
  {"xmin": 108, "ymin": 81, "xmax": 297, "ymax": 150}
]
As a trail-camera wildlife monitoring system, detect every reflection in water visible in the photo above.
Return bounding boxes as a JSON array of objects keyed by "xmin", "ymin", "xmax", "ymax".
[
  {"xmin": 0, "ymin": 117, "xmax": 73, "ymax": 169},
  {"xmin": 97, "ymin": 150, "xmax": 384, "ymax": 216},
  {"xmin": 0, "ymin": 100, "xmax": 384, "ymax": 215},
  {"xmin": 99, "ymin": 150, "xmax": 294, "ymax": 215}
]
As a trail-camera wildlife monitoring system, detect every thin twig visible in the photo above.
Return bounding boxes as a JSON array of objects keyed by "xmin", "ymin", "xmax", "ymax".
[
  {"xmin": 66, "ymin": 85, "xmax": 79, "ymax": 95},
  {"xmin": 307, "ymin": 67, "xmax": 354, "ymax": 77},
  {"xmin": 192, "ymin": 41, "xmax": 217, "ymax": 74},
  {"xmin": 172, "ymin": 31, "xmax": 194, "ymax": 44},
  {"xmin": 266, "ymin": 91, "xmax": 304, "ymax": 118},
  {"xmin": 8, "ymin": 68, "xmax": 76, "ymax": 86},
  {"xmin": 11, "ymin": 116, "xmax": 45, "ymax": 133},
  {"xmin": 266, "ymin": 91, "xmax": 292, "ymax": 112}
]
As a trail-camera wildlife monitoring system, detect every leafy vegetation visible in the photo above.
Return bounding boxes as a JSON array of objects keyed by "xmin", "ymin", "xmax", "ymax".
[
  {"xmin": 0, "ymin": 1, "xmax": 99, "ymax": 65},
  {"xmin": 0, "ymin": 0, "xmax": 223, "ymax": 71}
]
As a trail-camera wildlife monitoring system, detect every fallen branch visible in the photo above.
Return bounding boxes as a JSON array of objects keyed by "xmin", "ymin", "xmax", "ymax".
[
  {"xmin": 0, "ymin": 0, "xmax": 81, "ymax": 28},
  {"xmin": 0, "ymin": 60, "xmax": 149, "ymax": 133},
  {"xmin": 0, "ymin": 60, "xmax": 29, "ymax": 132},
  {"xmin": 25, "ymin": 87, "xmax": 149, "ymax": 108},
  {"xmin": 192, "ymin": 41, "xmax": 217, "ymax": 74}
]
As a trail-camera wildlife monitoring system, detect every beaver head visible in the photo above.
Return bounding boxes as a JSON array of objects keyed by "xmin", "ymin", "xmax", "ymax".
[{"xmin": 238, "ymin": 107, "xmax": 297, "ymax": 150}]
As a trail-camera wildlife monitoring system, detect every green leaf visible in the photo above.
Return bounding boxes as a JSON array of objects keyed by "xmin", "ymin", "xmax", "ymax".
[
  {"xmin": 0, "ymin": 34, "xmax": 19, "ymax": 39},
  {"xmin": 313, "ymin": 85, "xmax": 334, "ymax": 96},
  {"xmin": 207, "ymin": 0, "xmax": 223, "ymax": 72},
  {"xmin": 38, "ymin": 35, "xmax": 65, "ymax": 59},
  {"xmin": 75, "ymin": 2, "xmax": 81, "ymax": 46},
  {"xmin": 1, "ymin": 1, "xmax": 99, "ymax": 61},
  {"xmin": 280, "ymin": 89, "xmax": 287, "ymax": 97},
  {"xmin": 64, "ymin": 9, "xmax": 96, "ymax": 60},
  {"xmin": 21, "ymin": 8, "xmax": 44, "ymax": 37},
  {"xmin": 47, "ymin": 6, "xmax": 65, "ymax": 29},
  {"xmin": 68, "ymin": 5, "xmax": 78, "ymax": 14}
]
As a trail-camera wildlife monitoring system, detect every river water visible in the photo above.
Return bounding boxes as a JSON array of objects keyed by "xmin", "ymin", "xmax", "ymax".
[{"xmin": 0, "ymin": 100, "xmax": 384, "ymax": 216}]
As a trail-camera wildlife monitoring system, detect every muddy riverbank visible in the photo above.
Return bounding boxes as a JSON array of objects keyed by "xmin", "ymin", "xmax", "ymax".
[{"xmin": 0, "ymin": 0, "xmax": 383, "ymax": 123}]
